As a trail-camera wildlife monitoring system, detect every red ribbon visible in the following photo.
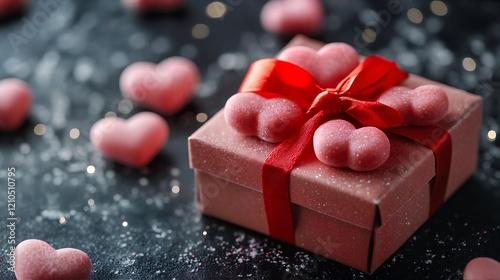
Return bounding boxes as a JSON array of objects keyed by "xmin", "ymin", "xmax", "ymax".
[{"xmin": 238, "ymin": 56, "xmax": 451, "ymax": 244}]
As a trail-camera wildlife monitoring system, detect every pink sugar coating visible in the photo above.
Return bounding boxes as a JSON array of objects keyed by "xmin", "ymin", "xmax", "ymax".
[
  {"xmin": 225, "ymin": 92, "xmax": 263, "ymax": 136},
  {"xmin": 260, "ymin": 0, "xmax": 324, "ymax": 35},
  {"xmin": 0, "ymin": 78, "xmax": 32, "ymax": 131},
  {"xmin": 277, "ymin": 43, "xmax": 359, "ymax": 88},
  {"xmin": 225, "ymin": 92, "xmax": 303, "ymax": 143},
  {"xmin": 463, "ymin": 257, "xmax": 500, "ymax": 280},
  {"xmin": 256, "ymin": 97, "xmax": 304, "ymax": 143},
  {"xmin": 0, "ymin": 0, "xmax": 25, "ymax": 16},
  {"xmin": 313, "ymin": 120, "xmax": 390, "ymax": 171},
  {"xmin": 120, "ymin": 56, "xmax": 199, "ymax": 115},
  {"xmin": 122, "ymin": 0, "xmax": 182, "ymax": 11},
  {"xmin": 90, "ymin": 112, "xmax": 169, "ymax": 168},
  {"xmin": 377, "ymin": 85, "xmax": 448, "ymax": 126},
  {"xmin": 15, "ymin": 239, "xmax": 91, "ymax": 280}
]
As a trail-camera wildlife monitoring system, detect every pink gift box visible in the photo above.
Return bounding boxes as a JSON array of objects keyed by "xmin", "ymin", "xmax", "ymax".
[{"xmin": 188, "ymin": 36, "xmax": 483, "ymax": 273}]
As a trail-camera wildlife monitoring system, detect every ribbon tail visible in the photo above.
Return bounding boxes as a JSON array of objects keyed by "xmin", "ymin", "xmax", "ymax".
[{"xmin": 263, "ymin": 111, "xmax": 328, "ymax": 244}]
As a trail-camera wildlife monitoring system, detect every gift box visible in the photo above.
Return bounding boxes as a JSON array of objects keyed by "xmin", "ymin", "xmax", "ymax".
[{"xmin": 188, "ymin": 36, "xmax": 483, "ymax": 273}]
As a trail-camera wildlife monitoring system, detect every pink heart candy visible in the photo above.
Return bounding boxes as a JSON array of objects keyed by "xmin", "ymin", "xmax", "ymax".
[
  {"xmin": 120, "ymin": 56, "xmax": 199, "ymax": 115},
  {"xmin": 260, "ymin": 0, "xmax": 324, "ymax": 35},
  {"xmin": 377, "ymin": 85, "xmax": 448, "ymax": 126},
  {"xmin": 122, "ymin": 0, "xmax": 182, "ymax": 11},
  {"xmin": 90, "ymin": 112, "xmax": 169, "ymax": 168},
  {"xmin": 313, "ymin": 119, "xmax": 390, "ymax": 171},
  {"xmin": 15, "ymin": 239, "xmax": 91, "ymax": 280},
  {"xmin": 0, "ymin": 0, "xmax": 25, "ymax": 16},
  {"xmin": 464, "ymin": 257, "xmax": 500, "ymax": 280},
  {"xmin": 224, "ymin": 92, "xmax": 304, "ymax": 143},
  {"xmin": 0, "ymin": 78, "xmax": 32, "ymax": 131},
  {"xmin": 277, "ymin": 43, "xmax": 359, "ymax": 88}
]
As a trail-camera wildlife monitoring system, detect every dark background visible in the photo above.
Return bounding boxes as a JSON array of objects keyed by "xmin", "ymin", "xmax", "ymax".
[{"xmin": 0, "ymin": 0, "xmax": 499, "ymax": 279}]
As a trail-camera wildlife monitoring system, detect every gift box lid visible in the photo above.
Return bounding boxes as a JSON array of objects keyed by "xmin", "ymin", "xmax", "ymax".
[{"xmin": 189, "ymin": 37, "xmax": 482, "ymax": 231}]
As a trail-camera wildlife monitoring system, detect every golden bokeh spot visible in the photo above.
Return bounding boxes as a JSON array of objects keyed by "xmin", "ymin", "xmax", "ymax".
[
  {"xmin": 206, "ymin": 2, "xmax": 227, "ymax": 19},
  {"xmin": 196, "ymin": 113, "xmax": 208, "ymax": 123},
  {"xmin": 87, "ymin": 165, "xmax": 96, "ymax": 174},
  {"xmin": 407, "ymin": 8, "xmax": 423, "ymax": 24},
  {"xmin": 192, "ymin": 24, "xmax": 210, "ymax": 39},
  {"xmin": 462, "ymin": 57, "xmax": 476, "ymax": 71},
  {"xmin": 487, "ymin": 130, "xmax": 497, "ymax": 141},
  {"xmin": 34, "ymin": 124, "xmax": 46, "ymax": 136},
  {"xmin": 69, "ymin": 128, "xmax": 80, "ymax": 139},
  {"xmin": 172, "ymin": 185, "xmax": 180, "ymax": 194},
  {"xmin": 105, "ymin": 111, "xmax": 117, "ymax": 118},
  {"xmin": 430, "ymin": 1, "xmax": 448, "ymax": 16},
  {"xmin": 361, "ymin": 28, "xmax": 376, "ymax": 43}
]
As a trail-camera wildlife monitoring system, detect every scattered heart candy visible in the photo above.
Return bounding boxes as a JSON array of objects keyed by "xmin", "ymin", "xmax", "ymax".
[
  {"xmin": 260, "ymin": 0, "xmax": 324, "ymax": 36},
  {"xmin": 377, "ymin": 85, "xmax": 448, "ymax": 126},
  {"xmin": 224, "ymin": 92, "xmax": 304, "ymax": 143},
  {"xmin": 0, "ymin": 78, "xmax": 32, "ymax": 131},
  {"xmin": 120, "ymin": 56, "xmax": 199, "ymax": 115},
  {"xmin": 313, "ymin": 119, "xmax": 390, "ymax": 171},
  {"xmin": 463, "ymin": 257, "xmax": 500, "ymax": 280},
  {"xmin": 122, "ymin": 0, "xmax": 182, "ymax": 11},
  {"xmin": 90, "ymin": 112, "xmax": 169, "ymax": 168},
  {"xmin": 15, "ymin": 239, "xmax": 91, "ymax": 280},
  {"xmin": 0, "ymin": 0, "xmax": 25, "ymax": 17},
  {"xmin": 277, "ymin": 43, "xmax": 359, "ymax": 88}
]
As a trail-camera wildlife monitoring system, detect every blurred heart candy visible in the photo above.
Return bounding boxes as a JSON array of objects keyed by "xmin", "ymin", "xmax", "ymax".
[
  {"xmin": 0, "ymin": 0, "xmax": 25, "ymax": 16},
  {"xmin": 260, "ymin": 0, "xmax": 324, "ymax": 35},
  {"xmin": 0, "ymin": 78, "xmax": 32, "ymax": 131},
  {"xmin": 377, "ymin": 85, "xmax": 448, "ymax": 126},
  {"xmin": 122, "ymin": 0, "xmax": 182, "ymax": 11},
  {"xmin": 463, "ymin": 257, "xmax": 500, "ymax": 280},
  {"xmin": 313, "ymin": 119, "xmax": 390, "ymax": 171},
  {"xmin": 120, "ymin": 56, "xmax": 199, "ymax": 115},
  {"xmin": 225, "ymin": 92, "xmax": 304, "ymax": 143},
  {"xmin": 15, "ymin": 239, "xmax": 91, "ymax": 280},
  {"xmin": 90, "ymin": 112, "xmax": 169, "ymax": 168},
  {"xmin": 277, "ymin": 43, "xmax": 359, "ymax": 88}
]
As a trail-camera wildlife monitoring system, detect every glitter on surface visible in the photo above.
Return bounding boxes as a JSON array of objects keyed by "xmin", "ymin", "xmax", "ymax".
[{"xmin": 0, "ymin": 1, "xmax": 499, "ymax": 279}]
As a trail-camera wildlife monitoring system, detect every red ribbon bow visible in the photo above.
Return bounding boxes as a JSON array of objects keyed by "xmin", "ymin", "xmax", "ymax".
[{"xmin": 238, "ymin": 56, "xmax": 451, "ymax": 245}]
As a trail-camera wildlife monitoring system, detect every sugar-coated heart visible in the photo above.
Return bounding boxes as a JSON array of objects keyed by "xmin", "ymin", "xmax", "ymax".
[
  {"xmin": 313, "ymin": 120, "xmax": 390, "ymax": 171},
  {"xmin": 225, "ymin": 92, "xmax": 304, "ymax": 143},
  {"xmin": 0, "ymin": 78, "xmax": 32, "ymax": 131},
  {"xmin": 0, "ymin": 0, "xmax": 25, "ymax": 16},
  {"xmin": 277, "ymin": 43, "xmax": 359, "ymax": 88},
  {"xmin": 120, "ymin": 57, "xmax": 199, "ymax": 115},
  {"xmin": 122, "ymin": 0, "xmax": 182, "ymax": 11},
  {"xmin": 377, "ymin": 85, "xmax": 448, "ymax": 126},
  {"xmin": 15, "ymin": 239, "xmax": 91, "ymax": 280},
  {"xmin": 260, "ymin": 0, "xmax": 324, "ymax": 35},
  {"xmin": 90, "ymin": 112, "xmax": 169, "ymax": 168},
  {"xmin": 463, "ymin": 257, "xmax": 500, "ymax": 280}
]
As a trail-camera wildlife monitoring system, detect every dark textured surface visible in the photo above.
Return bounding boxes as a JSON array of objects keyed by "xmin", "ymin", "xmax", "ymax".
[{"xmin": 0, "ymin": 0, "xmax": 499, "ymax": 279}]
